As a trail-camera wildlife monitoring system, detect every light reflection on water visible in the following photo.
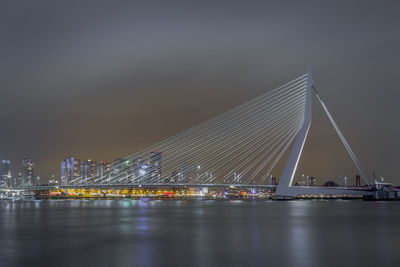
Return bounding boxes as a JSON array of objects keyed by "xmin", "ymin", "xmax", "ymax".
[{"xmin": 1, "ymin": 200, "xmax": 400, "ymax": 267}]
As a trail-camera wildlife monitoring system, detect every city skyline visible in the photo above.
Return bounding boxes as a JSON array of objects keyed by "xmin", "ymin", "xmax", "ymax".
[{"xmin": 0, "ymin": 72, "xmax": 383, "ymax": 189}]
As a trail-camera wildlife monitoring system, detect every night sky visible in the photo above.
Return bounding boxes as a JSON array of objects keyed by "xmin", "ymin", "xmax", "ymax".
[{"xmin": 1, "ymin": 0, "xmax": 399, "ymax": 183}]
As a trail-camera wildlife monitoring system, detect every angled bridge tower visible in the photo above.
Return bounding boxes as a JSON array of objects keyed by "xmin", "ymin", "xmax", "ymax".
[
  {"xmin": 275, "ymin": 66, "xmax": 371, "ymax": 197},
  {"xmin": 274, "ymin": 66, "xmax": 312, "ymax": 196}
]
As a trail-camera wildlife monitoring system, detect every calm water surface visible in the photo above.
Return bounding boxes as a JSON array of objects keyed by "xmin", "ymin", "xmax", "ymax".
[{"xmin": 1, "ymin": 199, "xmax": 400, "ymax": 267}]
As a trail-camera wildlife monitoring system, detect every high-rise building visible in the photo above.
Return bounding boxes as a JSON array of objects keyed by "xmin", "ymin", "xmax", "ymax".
[
  {"xmin": 270, "ymin": 176, "xmax": 277, "ymax": 186},
  {"xmin": 0, "ymin": 160, "xmax": 11, "ymax": 188},
  {"xmin": 113, "ymin": 158, "xmax": 124, "ymax": 175},
  {"xmin": 194, "ymin": 165, "xmax": 201, "ymax": 184},
  {"xmin": 133, "ymin": 157, "xmax": 143, "ymax": 183},
  {"xmin": 22, "ymin": 158, "xmax": 34, "ymax": 186},
  {"xmin": 150, "ymin": 152, "xmax": 162, "ymax": 183},
  {"xmin": 123, "ymin": 159, "xmax": 133, "ymax": 182},
  {"xmin": 61, "ymin": 157, "xmax": 80, "ymax": 185},
  {"xmin": 91, "ymin": 161, "xmax": 97, "ymax": 175},
  {"xmin": 308, "ymin": 177, "xmax": 316, "ymax": 186},
  {"xmin": 180, "ymin": 162, "xmax": 191, "ymax": 184},
  {"xmin": 15, "ymin": 172, "xmax": 22, "ymax": 187},
  {"xmin": 110, "ymin": 158, "xmax": 133, "ymax": 183},
  {"xmin": 80, "ymin": 159, "xmax": 97, "ymax": 179},
  {"xmin": 355, "ymin": 175, "xmax": 361, "ymax": 187},
  {"xmin": 97, "ymin": 161, "xmax": 112, "ymax": 182},
  {"xmin": 97, "ymin": 160, "xmax": 110, "ymax": 178},
  {"xmin": 133, "ymin": 157, "xmax": 141, "ymax": 178},
  {"xmin": 61, "ymin": 160, "xmax": 67, "ymax": 185},
  {"xmin": 132, "ymin": 157, "xmax": 152, "ymax": 184}
]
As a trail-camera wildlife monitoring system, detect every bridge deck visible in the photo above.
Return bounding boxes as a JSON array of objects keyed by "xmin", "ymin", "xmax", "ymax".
[{"xmin": 7, "ymin": 184, "xmax": 277, "ymax": 191}]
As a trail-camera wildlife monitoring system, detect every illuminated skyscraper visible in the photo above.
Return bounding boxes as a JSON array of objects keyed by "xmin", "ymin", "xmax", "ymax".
[
  {"xmin": 61, "ymin": 157, "xmax": 80, "ymax": 185},
  {"xmin": 132, "ymin": 157, "xmax": 151, "ymax": 184},
  {"xmin": 122, "ymin": 159, "xmax": 133, "ymax": 182},
  {"xmin": 0, "ymin": 160, "xmax": 11, "ymax": 188},
  {"xmin": 133, "ymin": 157, "xmax": 143, "ymax": 182},
  {"xmin": 15, "ymin": 172, "xmax": 22, "ymax": 187},
  {"xmin": 97, "ymin": 160, "xmax": 110, "ymax": 178},
  {"xmin": 194, "ymin": 165, "xmax": 200, "ymax": 183},
  {"xmin": 113, "ymin": 158, "xmax": 123, "ymax": 175},
  {"xmin": 180, "ymin": 162, "xmax": 191, "ymax": 184},
  {"xmin": 80, "ymin": 159, "xmax": 97, "ymax": 179},
  {"xmin": 22, "ymin": 158, "xmax": 34, "ymax": 186},
  {"xmin": 150, "ymin": 152, "xmax": 162, "ymax": 183}
]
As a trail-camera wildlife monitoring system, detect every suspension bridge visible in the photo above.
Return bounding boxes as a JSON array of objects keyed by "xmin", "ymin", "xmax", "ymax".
[{"xmin": 6, "ymin": 67, "xmax": 398, "ymax": 199}]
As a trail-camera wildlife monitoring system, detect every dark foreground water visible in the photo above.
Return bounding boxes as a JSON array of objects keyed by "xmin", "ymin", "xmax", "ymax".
[{"xmin": 1, "ymin": 199, "xmax": 400, "ymax": 267}]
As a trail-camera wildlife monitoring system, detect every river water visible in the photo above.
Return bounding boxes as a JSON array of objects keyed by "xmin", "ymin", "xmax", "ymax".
[{"xmin": 0, "ymin": 199, "xmax": 399, "ymax": 267}]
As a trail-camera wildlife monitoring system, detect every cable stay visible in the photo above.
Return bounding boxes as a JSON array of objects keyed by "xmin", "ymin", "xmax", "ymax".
[
  {"xmin": 311, "ymin": 85, "xmax": 371, "ymax": 186},
  {"xmin": 66, "ymin": 67, "xmax": 371, "ymax": 195}
]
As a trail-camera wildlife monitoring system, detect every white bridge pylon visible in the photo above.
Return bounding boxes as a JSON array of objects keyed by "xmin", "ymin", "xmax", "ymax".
[
  {"xmin": 275, "ymin": 66, "xmax": 371, "ymax": 197},
  {"xmin": 69, "ymin": 67, "xmax": 371, "ymax": 197}
]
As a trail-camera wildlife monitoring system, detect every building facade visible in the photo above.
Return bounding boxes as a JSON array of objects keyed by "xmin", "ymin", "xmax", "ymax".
[
  {"xmin": 150, "ymin": 152, "xmax": 162, "ymax": 183},
  {"xmin": 0, "ymin": 160, "xmax": 11, "ymax": 188},
  {"xmin": 22, "ymin": 158, "xmax": 34, "ymax": 186},
  {"xmin": 15, "ymin": 172, "xmax": 22, "ymax": 187},
  {"xmin": 61, "ymin": 157, "xmax": 80, "ymax": 185},
  {"xmin": 80, "ymin": 159, "xmax": 97, "ymax": 179},
  {"xmin": 97, "ymin": 160, "xmax": 111, "ymax": 178}
]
